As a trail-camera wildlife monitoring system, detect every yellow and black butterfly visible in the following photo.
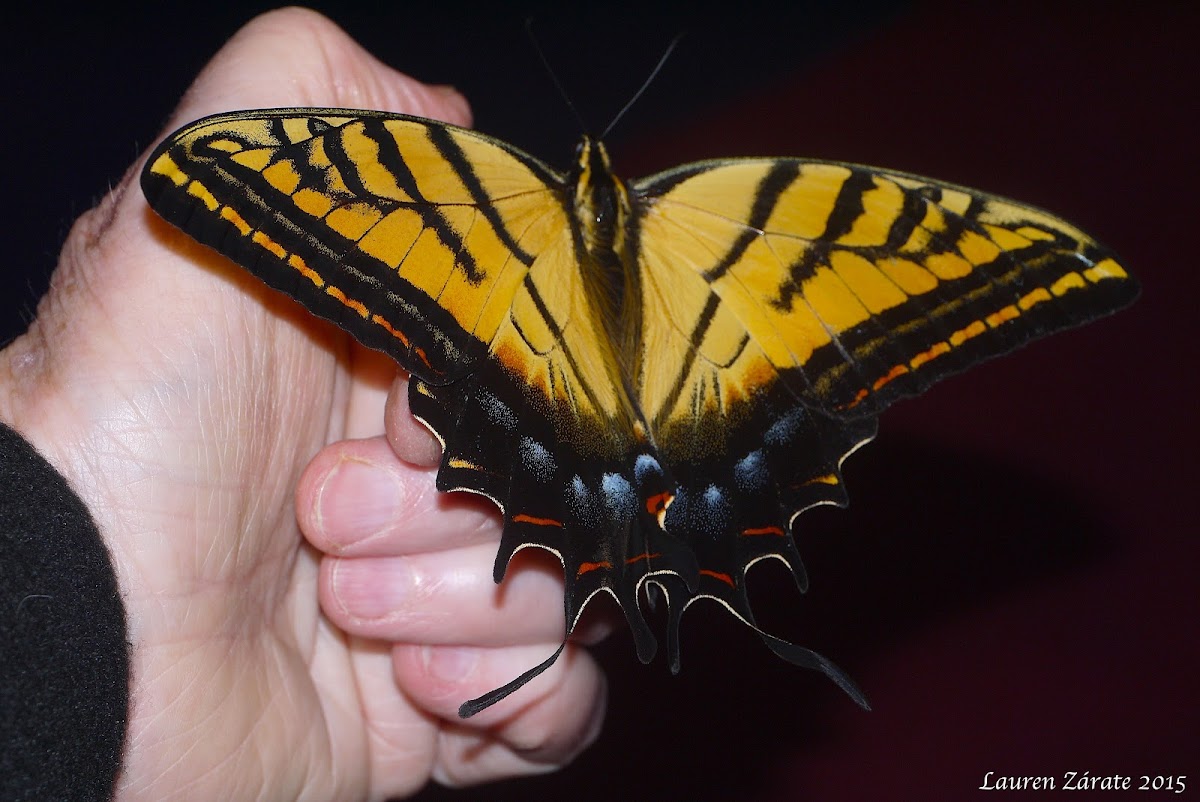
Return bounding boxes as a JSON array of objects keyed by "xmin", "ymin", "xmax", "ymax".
[{"xmin": 141, "ymin": 107, "xmax": 1137, "ymax": 717}]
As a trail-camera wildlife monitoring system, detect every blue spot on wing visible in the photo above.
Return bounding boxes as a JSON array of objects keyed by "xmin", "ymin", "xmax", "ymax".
[
  {"xmin": 734, "ymin": 449, "xmax": 768, "ymax": 490},
  {"xmin": 519, "ymin": 436, "xmax": 555, "ymax": 483}
]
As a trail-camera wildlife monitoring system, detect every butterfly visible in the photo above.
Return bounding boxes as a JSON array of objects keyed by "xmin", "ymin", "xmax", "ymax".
[{"xmin": 141, "ymin": 107, "xmax": 1137, "ymax": 717}]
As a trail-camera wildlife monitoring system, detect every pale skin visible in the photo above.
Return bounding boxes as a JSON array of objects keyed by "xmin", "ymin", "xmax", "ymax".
[{"xmin": 0, "ymin": 9, "xmax": 606, "ymax": 800}]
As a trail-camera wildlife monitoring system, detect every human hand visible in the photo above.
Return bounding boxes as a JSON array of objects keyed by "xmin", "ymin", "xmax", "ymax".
[{"xmin": 0, "ymin": 9, "xmax": 604, "ymax": 799}]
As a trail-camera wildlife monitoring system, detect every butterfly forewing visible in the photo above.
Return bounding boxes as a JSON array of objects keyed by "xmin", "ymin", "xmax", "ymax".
[
  {"xmin": 633, "ymin": 159, "xmax": 1135, "ymax": 423},
  {"xmin": 145, "ymin": 110, "xmax": 579, "ymax": 384}
]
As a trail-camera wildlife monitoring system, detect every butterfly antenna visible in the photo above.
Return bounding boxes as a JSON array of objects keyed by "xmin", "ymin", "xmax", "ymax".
[
  {"xmin": 526, "ymin": 17, "xmax": 591, "ymax": 135},
  {"xmin": 599, "ymin": 33, "xmax": 684, "ymax": 141}
]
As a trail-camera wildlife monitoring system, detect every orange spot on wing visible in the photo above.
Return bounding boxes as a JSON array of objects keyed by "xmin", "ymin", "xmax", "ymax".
[
  {"xmin": 841, "ymin": 388, "xmax": 870, "ymax": 410},
  {"xmin": 741, "ymin": 525, "xmax": 785, "ymax": 536},
  {"xmin": 446, "ymin": 457, "xmax": 484, "ymax": 472},
  {"xmin": 872, "ymin": 363, "xmax": 909, "ymax": 391},
  {"xmin": 220, "ymin": 205, "xmax": 251, "ymax": 236},
  {"xmin": 251, "ymin": 230, "xmax": 286, "ymax": 259},
  {"xmin": 577, "ymin": 561, "xmax": 612, "ymax": 577},
  {"xmin": 288, "ymin": 254, "xmax": 324, "ymax": 288},
  {"xmin": 949, "ymin": 319, "xmax": 986, "ymax": 347},
  {"xmin": 625, "ymin": 552, "xmax": 662, "ymax": 565},
  {"xmin": 512, "ymin": 513, "xmax": 564, "ymax": 528},
  {"xmin": 370, "ymin": 314, "xmax": 411, "ymax": 348},
  {"xmin": 910, "ymin": 340, "xmax": 952, "ymax": 370},
  {"xmin": 645, "ymin": 492, "xmax": 673, "ymax": 516},
  {"xmin": 985, "ymin": 304, "xmax": 1021, "ymax": 328},
  {"xmin": 186, "ymin": 180, "xmax": 218, "ymax": 210},
  {"xmin": 699, "ymin": 569, "xmax": 735, "ymax": 588},
  {"xmin": 325, "ymin": 286, "xmax": 369, "ymax": 318}
]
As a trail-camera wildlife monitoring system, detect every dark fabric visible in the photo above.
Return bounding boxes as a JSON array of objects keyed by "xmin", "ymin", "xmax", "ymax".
[{"xmin": 0, "ymin": 422, "xmax": 127, "ymax": 801}]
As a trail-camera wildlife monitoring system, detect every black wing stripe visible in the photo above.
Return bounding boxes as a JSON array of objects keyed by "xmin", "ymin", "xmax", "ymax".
[
  {"xmin": 428, "ymin": 125, "xmax": 538, "ymax": 269},
  {"xmin": 819, "ymin": 168, "xmax": 878, "ymax": 242},
  {"xmin": 702, "ymin": 161, "xmax": 801, "ymax": 284},
  {"xmin": 346, "ymin": 119, "xmax": 483, "ymax": 283},
  {"xmin": 654, "ymin": 292, "xmax": 722, "ymax": 428},
  {"xmin": 520, "ymin": 274, "xmax": 613, "ymax": 418}
]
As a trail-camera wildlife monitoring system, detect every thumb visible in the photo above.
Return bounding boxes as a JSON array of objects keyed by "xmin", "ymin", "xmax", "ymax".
[{"xmin": 168, "ymin": 7, "xmax": 471, "ymax": 130}]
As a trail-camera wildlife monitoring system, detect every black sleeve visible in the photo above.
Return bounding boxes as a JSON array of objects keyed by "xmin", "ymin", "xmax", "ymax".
[{"xmin": 1, "ymin": 421, "xmax": 128, "ymax": 801}]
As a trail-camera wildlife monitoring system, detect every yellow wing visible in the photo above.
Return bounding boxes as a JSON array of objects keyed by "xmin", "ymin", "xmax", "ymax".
[
  {"xmin": 143, "ymin": 110, "xmax": 632, "ymax": 426},
  {"xmin": 633, "ymin": 158, "xmax": 1135, "ymax": 461}
]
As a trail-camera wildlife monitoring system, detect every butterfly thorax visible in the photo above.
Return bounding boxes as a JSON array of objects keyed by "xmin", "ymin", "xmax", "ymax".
[{"xmin": 569, "ymin": 136, "xmax": 643, "ymax": 379}]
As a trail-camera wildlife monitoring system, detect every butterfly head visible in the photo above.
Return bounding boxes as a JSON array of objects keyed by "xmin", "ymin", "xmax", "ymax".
[
  {"xmin": 570, "ymin": 136, "xmax": 630, "ymax": 253},
  {"xmin": 571, "ymin": 136, "xmax": 612, "ymax": 192}
]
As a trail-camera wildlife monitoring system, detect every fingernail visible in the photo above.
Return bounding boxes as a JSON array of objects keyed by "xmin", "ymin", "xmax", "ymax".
[
  {"xmin": 330, "ymin": 558, "xmax": 411, "ymax": 620},
  {"xmin": 422, "ymin": 645, "xmax": 479, "ymax": 682},
  {"xmin": 317, "ymin": 457, "xmax": 404, "ymax": 546}
]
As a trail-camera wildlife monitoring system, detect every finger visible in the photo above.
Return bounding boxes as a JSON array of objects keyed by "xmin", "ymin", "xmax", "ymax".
[
  {"xmin": 321, "ymin": 543, "xmax": 566, "ymax": 646},
  {"xmin": 297, "ymin": 435, "xmax": 499, "ymax": 557},
  {"xmin": 129, "ymin": 13, "xmax": 475, "ymax": 388},
  {"xmin": 319, "ymin": 641, "xmax": 431, "ymax": 800},
  {"xmin": 335, "ymin": 343, "xmax": 396, "ymax": 441},
  {"xmin": 394, "ymin": 641, "xmax": 607, "ymax": 785},
  {"xmin": 386, "ymin": 374, "xmax": 443, "ymax": 468},
  {"xmin": 38, "ymin": 8, "xmax": 476, "ymax": 449},
  {"xmin": 164, "ymin": 7, "xmax": 470, "ymax": 132},
  {"xmin": 136, "ymin": 7, "xmax": 473, "ymax": 281}
]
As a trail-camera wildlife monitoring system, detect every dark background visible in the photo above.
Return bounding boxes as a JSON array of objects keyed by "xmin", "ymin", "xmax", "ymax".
[{"xmin": 7, "ymin": 1, "xmax": 1197, "ymax": 798}]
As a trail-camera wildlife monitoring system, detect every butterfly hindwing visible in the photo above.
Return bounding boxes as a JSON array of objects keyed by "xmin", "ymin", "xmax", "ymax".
[{"xmin": 143, "ymin": 108, "xmax": 1137, "ymax": 717}]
